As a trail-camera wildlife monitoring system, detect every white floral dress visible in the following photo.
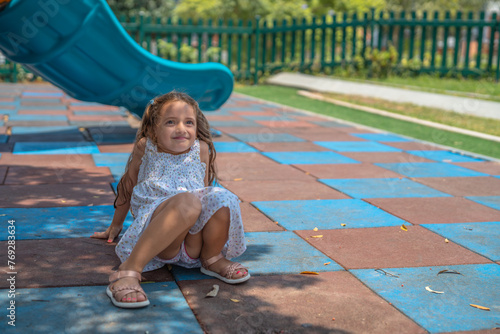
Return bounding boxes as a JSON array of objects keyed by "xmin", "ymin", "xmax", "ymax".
[{"xmin": 116, "ymin": 138, "xmax": 246, "ymax": 272}]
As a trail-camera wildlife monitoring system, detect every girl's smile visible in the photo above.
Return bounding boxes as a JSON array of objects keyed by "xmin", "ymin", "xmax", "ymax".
[{"xmin": 156, "ymin": 101, "xmax": 197, "ymax": 154}]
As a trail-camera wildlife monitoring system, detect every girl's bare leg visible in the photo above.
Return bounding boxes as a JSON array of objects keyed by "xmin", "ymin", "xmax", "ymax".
[
  {"xmin": 197, "ymin": 207, "xmax": 248, "ymax": 279},
  {"xmin": 112, "ymin": 193, "xmax": 202, "ymax": 303}
]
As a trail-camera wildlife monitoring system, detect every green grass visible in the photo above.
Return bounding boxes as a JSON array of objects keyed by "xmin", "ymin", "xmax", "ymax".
[{"xmin": 234, "ymin": 84, "xmax": 500, "ymax": 160}]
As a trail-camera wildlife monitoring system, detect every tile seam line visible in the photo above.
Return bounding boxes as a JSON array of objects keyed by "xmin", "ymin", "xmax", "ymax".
[{"xmin": 232, "ymin": 92, "xmax": 500, "ymax": 163}]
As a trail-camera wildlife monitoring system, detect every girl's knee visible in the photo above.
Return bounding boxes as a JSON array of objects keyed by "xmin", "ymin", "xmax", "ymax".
[{"xmin": 175, "ymin": 193, "xmax": 202, "ymax": 221}]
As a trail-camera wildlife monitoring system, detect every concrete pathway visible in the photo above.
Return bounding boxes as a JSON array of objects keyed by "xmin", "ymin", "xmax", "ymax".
[
  {"xmin": 267, "ymin": 72, "xmax": 500, "ymax": 120},
  {"xmin": 0, "ymin": 82, "xmax": 499, "ymax": 333}
]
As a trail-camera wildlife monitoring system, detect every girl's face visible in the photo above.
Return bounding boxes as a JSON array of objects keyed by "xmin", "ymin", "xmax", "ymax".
[{"xmin": 155, "ymin": 100, "xmax": 197, "ymax": 154}]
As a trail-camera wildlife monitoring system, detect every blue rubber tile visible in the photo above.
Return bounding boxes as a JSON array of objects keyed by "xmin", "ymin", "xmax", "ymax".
[
  {"xmin": 213, "ymin": 142, "xmax": 259, "ymax": 153},
  {"xmin": 0, "ymin": 109, "xmax": 19, "ymax": 115},
  {"xmin": 10, "ymin": 126, "xmax": 80, "ymax": 135},
  {"xmin": 111, "ymin": 181, "xmax": 118, "ymax": 194},
  {"xmin": 466, "ymin": 196, "xmax": 500, "ymax": 210},
  {"xmin": 352, "ymin": 133, "xmax": 411, "ymax": 142},
  {"xmin": 170, "ymin": 266, "xmax": 212, "ymax": 281},
  {"xmin": 8, "ymin": 114, "xmax": 68, "ymax": 121},
  {"xmin": 252, "ymin": 199, "xmax": 406, "ymax": 230},
  {"xmin": 262, "ymin": 151, "xmax": 359, "ymax": 164},
  {"xmin": 0, "ymin": 120, "xmax": 3, "ymax": 126},
  {"xmin": 320, "ymin": 178, "xmax": 452, "ymax": 199},
  {"xmin": 73, "ymin": 110, "xmax": 127, "ymax": 116},
  {"xmin": 375, "ymin": 162, "xmax": 489, "ymax": 178},
  {"xmin": 13, "ymin": 142, "xmax": 100, "ymax": 155},
  {"xmin": 314, "ymin": 141, "xmax": 402, "ymax": 152},
  {"xmin": 351, "ymin": 264, "xmax": 500, "ymax": 333},
  {"xmin": 203, "ymin": 110, "xmax": 231, "ymax": 116},
  {"xmin": 91, "ymin": 132, "xmax": 136, "ymax": 143},
  {"xmin": 422, "ymin": 222, "xmax": 500, "ymax": 261},
  {"xmin": 407, "ymin": 150, "xmax": 485, "ymax": 163},
  {"xmin": 230, "ymin": 133, "xmax": 305, "ymax": 143},
  {"xmin": 22, "ymin": 92, "xmax": 64, "ymax": 97},
  {"xmin": 209, "ymin": 120, "xmax": 261, "ymax": 127},
  {"xmin": 109, "ymin": 165, "xmax": 127, "ymax": 182},
  {"xmin": 0, "ymin": 282, "xmax": 203, "ymax": 333},
  {"xmin": 92, "ymin": 153, "xmax": 131, "ymax": 166},
  {"xmin": 16, "ymin": 104, "xmax": 67, "ymax": 110},
  {"xmin": 0, "ymin": 206, "xmax": 132, "ymax": 240},
  {"xmin": 0, "ymin": 135, "xmax": 7, "ymax": 143}
]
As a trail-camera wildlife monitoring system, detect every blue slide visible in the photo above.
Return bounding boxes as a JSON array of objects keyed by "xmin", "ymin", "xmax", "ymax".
[{"xmin": 0, "ymin": 0, "xmax": 233, "ymax": 116}]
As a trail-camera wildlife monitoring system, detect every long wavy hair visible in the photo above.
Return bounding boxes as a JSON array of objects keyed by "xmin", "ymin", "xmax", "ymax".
[{"xmin": 114, "ymin": 91, "xmax": 217, "ymax": 208}]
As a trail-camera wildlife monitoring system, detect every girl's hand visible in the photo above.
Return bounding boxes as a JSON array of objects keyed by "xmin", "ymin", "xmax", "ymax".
[{"xmin": 91, "ymin": 225, "xmax": 123, "ymax": 243}]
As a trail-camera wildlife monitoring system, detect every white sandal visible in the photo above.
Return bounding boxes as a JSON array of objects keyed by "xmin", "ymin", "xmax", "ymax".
[
  {"xmin": 106, "ymin": 270, "xmax": 150, "ymax": 308},
  {"xmin": 200, "ymin": 253, "xmax": 250, "ymax": 284}
]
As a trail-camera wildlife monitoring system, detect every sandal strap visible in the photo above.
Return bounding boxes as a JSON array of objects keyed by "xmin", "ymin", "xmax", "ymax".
[
  {"xmin": 222, "ymin": 262, "xmax": 248, "ymax": 279},
  {"xmin": 201, "ymin": 253, "xmax": 224, "ymax": 268},
  {"xmin": 109, "ymin": 270, "xmax": 142, "ymax": 283},
  {"xmin": 113, "ymin": 285, "xmax": 147, "ymax": 302}
]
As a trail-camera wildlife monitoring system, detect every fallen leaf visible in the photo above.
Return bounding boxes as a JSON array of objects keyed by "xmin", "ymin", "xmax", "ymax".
[
  {"xmin": 61, "ymin": 200, "xmax": 66, "ymax": 203},
  {"xmin": 401, "ymin": 224, "xmax": 408, "ymax": 231},
  {"xmin": 233, "ymin": 178, "xmax": 243, "ymax": 181},
  {"xmin": 437, "ymin": 269, "xmax": 463, "ymax": 276},
  {"xmin": 311, "ymin": 235, "xmax": 323, "ymax": 238},
  {"xmin": 230, "ymin": 298, "xmax": 240, "ymax": 303},
  {"xmin": 425, "ymin": 286, "xmax": 444, "ymax": 294},
  {"xmin": 313, "ymin": 227, "xmax": 318, "ymax": 231},
  {"xmin": 341, "ymin": 223, "xmax": 346, "ymax": 227},
  {"xmin": 205, "ymin": 285, "xmax": 219, "ymax": 298},
  {"xmin": 300, "ymin": 271, "xmax": 319, "ymax": 275},
  {"xmin": 445, "ymin": 238, "xmax": 449, "ymax": 243},
  {"xmin": 324, "ymin": 262, "xmax": 331, "ymax": 266},
  {"xmin": 470, "ymin": 304, "xmax": 490, "ymax": 311}
]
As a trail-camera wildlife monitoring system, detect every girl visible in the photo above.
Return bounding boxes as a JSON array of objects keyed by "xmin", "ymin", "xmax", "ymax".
[{"xmin": 92, "ymin": 91, "xmax": 249, "ymax": 309}]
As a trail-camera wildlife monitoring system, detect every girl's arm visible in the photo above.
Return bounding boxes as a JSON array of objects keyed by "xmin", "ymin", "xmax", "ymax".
[
  {"xmin": 92, "ymin": 138, "xmax": 146, "ymax": 242},
  {"xmin": 200, "ymin": 140, "xmax": 210, "ymax": 187}
]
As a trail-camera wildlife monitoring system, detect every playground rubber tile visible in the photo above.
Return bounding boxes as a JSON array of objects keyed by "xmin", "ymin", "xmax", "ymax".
[
  {"xmin": 13, "ymin": 142, "xmax": 99, "ymax": 155},
  {"xmin": 8, "ymin": 114, "xmax": 68, "ymax": 122},
  {"xmin": 72, "ymin": 110, "xmax": 127, "ymax": 116},
  {"xmin": 4, "ymin": 166, "xmax": 114, "ymax": 185},
  {"xmin": 69, "ymin": 120, "xmax": 130, "ymax": 127},
  {"xmin": 239, "ymin": 202, "xmax": 284, "ymax": 232},
  {"xmin": 375, "ymin": 162, "xmax": 489, "ymax": 177},
  {"xmin": 220, "ymin": 179, "xmax": 350, "ymax": 202},
  {"xmin": 0, "ymin": 238, "xmax": 173, "ymax": 288},
  {"xmin": 230, "ymin": 110, "xmax": 278, "ymax": 116},
  {"xmin": 17, "ymin": 109, "xmax": 72, "ymax": 115},
  {"xmin": 422, "ymin": 222, "xmax": 500, "ymax": 261},
  {"xmin": 9, "ymin": 125, "xmax": 81, "ymax": 135},
  {"xmin": 0, "ymin": 205, "xmax": 132, "ymax": 240},
  {"xmin": 350, "ymin": 264, "xmax": 500, "ymax": 333},
  {"xmin": 341, "ymin": 151, "xmax": 434, "ymax": 163},
  {"xmin": 97, "ymin": 143, "xmax": 134, "ymax": 153},
  {"xmin": 211, "ymin": 132, "xmax": 238, "ymax": 142},
  {"xmin": 92, "ymin": 153, "xmax": 130, "ymax": 166},
  {"xmin": 209, "ymin": 120, "xmax": 261, "ymax": 127},
  {"xmin": 407, "ymin": 150, "xmax": 485, "ymax": 163},
  {"xmin": 22, "ymin": 91, "xmax": 64, "ymax": 97},
  {"xmin": 0, "ymin": 134, "xmax": 7, "ymax": 143},
  {"xmin": 9, "ymin": 133, "xmax": 86, "ymax": 143},
  {"xmin": 108, "ymin": 165, "xmax": 126, "ymax": 181},
  {"xmin": 179, "ymin": 272, "xmax": 426, "ymax": 334},
  {"xmin": 293, "ymin": 163, "xmax": 404, "ymax": 179},
  {"xmin": 320, "ymin": 178, "xmax": 451, "ymax": 199},
  {"xmin": 0, "ymin": 166, "xmax": 6, "ymax": 184},
  {"xmin": 90, "ymin": 132, "xmax": 136, "ymax": 144},
  {"xmin": 261, "ymin": 151, "xmax": 360, "ymax": 164},
  {"xmin": 315, "ymin": 141, "xmax": 403, "ymax": 152},
  {"xmin": 413, "ymin": 177, "xmax": 500, "ymax": 196},
  {"xmin": 0, "ymin": 183, "xmax": 116, "ymax": 208},
  {"xmin": 0, "ymin": 153, "xmax": 97, "ymax": 167},
  {"xmin": 351, "ymin": 133, "xmax": 412, "ymax": 142},
  {"xmin": 213, "ymin": 142, "xmax": 259, "ymax": 153},
  {"xmin": 67, "ymin": 114, "xmax": 126, "ymax": 122},
  {"xmin": 0, "ymin": 282, "xmax": 202, "ymax": 333},
  {"xmin": 382, "ymin": 141, "xmax": 445, "ymax": 151},
  {"xmin": 218, "ymin": 126, "xmax": 270, "ymax": 134},
  {"xmin": 256, "ymin": 120, "xmax": 317, "ymax": 128},
  {"xmin": 70, "ymin": 104, "xmax": 121, "ymax": 111},
  {"xmin": 252, "ymin": 199, "xmax": 406, "ymax": 230},
  {"xmin": 366, "ymin": 197, "xmax": 500, "ymax": 224},
  {"xmin": 284, "ymin": 128, "xmax": 363, "ymax": 141},
  {"xmin": 205, "ymin": 114, "xmax": 244, "ymax": 122},
  {"xmin": 296, "ymin": 225, "xmax": 492, "ymax": 270},
  {"xmin": 10, "ymin": 104, "xmax": 66, "ymax": 110},
  {"xmin": 7, "ymin": 120, "xmax": 69, "ymax": 127},
  {"xmin": 229, "ymin": 132, "xmax": 305, "ymax": 142},
  {"xmin": 466, "ymin": 196, "xmax": 500, "ymax": 211},
  {"xmin": 452, "ymin": 161, "xmax": 500, "ymax": 175},
  {"xmin": 247, "ymin": 141, "xmax": 330, "ymax": 152}
]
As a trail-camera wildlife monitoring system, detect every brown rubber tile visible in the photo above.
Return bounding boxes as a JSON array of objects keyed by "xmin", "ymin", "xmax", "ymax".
[
  {"xmin": 70, "ymin": 105, "xmax": 120, "ymax": 111},
  {"xmin": 0, "ymin": 153, "xmax": 97, "ymax": 167},
  {"xmin": 341, "ymin": 152, "xmax": 434, "ymax": 163},
  {"xmin": 97, "ymin": 143, "xmax": 134, "ymax": 153},
  {"xmin": 247, "ymin": 141, "xmax": 330, "ymax": 152},
  {"xmin": 0, "ymin": 238, "xmax": 171, "ymax": 288},
  {"xmin": 67, "ymin": 114, "xmax": 126, "ymax": 122},
  {"xmin": 17, "ymin": 110, "xmax": 72, "ymax": 115},
  {"xmin": 178, "ymin": 272, "xmax": 426, "ymax": 334},
  {"xmin": 293, "ymin": 163, "xmax": 404, "ymax": 179},
  {"xmin": 4, "ymin": 166, "xmax": 114, "ymax": 185},
  {"xmin": 0, "ymin": 166, "xmax": 7, "ymax": 184},
  {"xmin": 218, "ymin": 126, "xmax": 270, "ymax": 134},
  {"xmin": 256, "ymin": 120, "xmax": 318, "ymax": 128},
  {"xmin": 212, "ymin": 133, "xmax": 238, "ymax": 142},
  {"xmin": 412, "ymin": 177, "xmax": 500, "ymax": 196},
  {"xmin": 240, "ymin": 202, "xmax": 284, "ymax": 232},
  {"xmin": 0, "ymin": 126, "xmax": 6, "ymax": 134},
  {"xmin": 452, "ymin": 162, "xmax": 500, "ymax": 175},
  {"xmin": 6, "ymin": 121, "xmax": 69, "ymax": 126},
  {"xmin": 285, "ymin": 128, "xmax": 366, "ymax": 141},
  {"xmin": 220, "ymin": 179, "xmax": 350, "ymax": 202},
  {"xmin": 0, "ymin": 183, "xmax": 116, "ymax": 208},
  {"xmin": 366, "ymin": 197, "xmax": 500, "ymax": 224},
  {"xmin": 206, "ymin": 115, "xmax": 245, "ymax": 122},
  {"xmin": 296, "ymin": 226, "xmax": 492, "ymax": 270}
]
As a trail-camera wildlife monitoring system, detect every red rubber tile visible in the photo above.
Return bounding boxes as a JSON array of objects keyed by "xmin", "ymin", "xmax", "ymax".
[
  {"xmin": 6, "ymin": 121, "xmax": 69, "ymax": 126},
  {"xmin": 293, "ymin": 163, "xmax": 404, "ymax": 179},
  {"xmin": 178, "ymin": 272, "xmax": 426, "ymax": 334},
  {"xmin": 67, "ymin": 114, "xmax": 126, "ymax": 122},
  {"xmin": 4, "ymin": 166, "xmax": 114, "ymax": 185},
  {"xmin": 382, "ymin": 141, "xmax": 443, "ymax": 151},
  {"xmin": 366, "ymin": 197, "xmax": 500, "ymax": 224},
  {"xmin": 413, "ymin": 177, "xmax": 500, "ymax": 196},
  {"xmin": 17, "ymin": 109, "xmax": 72, "ymax": 116},
  {"xmin": 221, "ymin": 179, "xmax": 350, "ymax": 202},
  {"xmin": 230, "ymin": 111, "xmax": 279, "ymax": 116},
  {"xmin": 0, "ymin": 126, "xmax": 6, "ymax": 134},
  {"xmin": 0, "ymin": 238, "xmax": 172, "ymax": 289},
  {"xmin": 70, "ymin": 105, "xmax": 120, "ymax": 111},
  {"xmin": 0, "ymin": 97, "xmax": 15, "ymax": 102},
  {"xmin": 285, "ymin": 128, "xmax": 365, "ymax": 141},
  {"xmin": 97, "ymin": 143, "xmax": 134, "ymax": 153},
  {"xmin": 212, "ymin": 133, "xmax": 238, "ymax": 142},
  {"xmin": 206, "ymin": 115, "xmax": 245, "ymax": 121},
  {"xmin": 20, "ymin": 101, "xmax": 62, "ymax": 106},
  {"xmin": 240, "ymin": 202, "xmax": 284, "ymax": 232},
  {"xmin": 218, "ymin": 126, "xmax": 270, "ymax": 134},
  {"xmin": 452, "ymin": 162, "xmax": 500, "ymax": 175},
  {"xmin": 296, "ymin": 226, "xmax": 492, "ymax": 270},
  {"xmin": 0, "ymin": 153, "xmax": 97, "ymax": 167},
  {"xmin": 256, "ymin": 120, "xmax": 318, "ymax": 128},
  {"xmin": 341, "ymin": 152, "xmax": 434, "ymax": 163},
  {"xmin": 0, "ymin": 183, "xmax": 116, "ymax": 208},
  {"xmin": 247, "ymin": 142, "xmax": 329, "ymax": 152}
]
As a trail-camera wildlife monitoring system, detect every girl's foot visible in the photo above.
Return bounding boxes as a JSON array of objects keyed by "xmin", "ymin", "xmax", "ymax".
[
  {"xmin": 201, "ymin": 253, "xmax": 250, "ymax": 284},
  {"xmin": 106, "ymin": 270, "xmax": 150, "ymax": 308}
]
